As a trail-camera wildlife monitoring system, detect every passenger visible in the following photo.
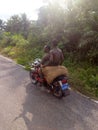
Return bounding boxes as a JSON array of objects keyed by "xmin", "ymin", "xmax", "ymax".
[{"xmin": 49, "ymin": 39, "xmax": 64, "ymax": 66}]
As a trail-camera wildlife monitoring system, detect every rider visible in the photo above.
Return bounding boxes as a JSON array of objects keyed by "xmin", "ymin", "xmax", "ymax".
[{"xmin": 40, "ymin": 45, "xmax": 51, "ymax": 87}]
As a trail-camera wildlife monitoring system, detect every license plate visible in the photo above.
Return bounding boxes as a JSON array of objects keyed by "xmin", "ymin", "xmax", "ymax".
[{"xmin": 61, "ymin": 83, "xmax": 69, "ymax": 90}]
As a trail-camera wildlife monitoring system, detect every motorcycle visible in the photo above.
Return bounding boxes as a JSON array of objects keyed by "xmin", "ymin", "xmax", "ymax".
[{"xmin": 29, "ymin": 58, "xmax": 70, "ymax": 99}]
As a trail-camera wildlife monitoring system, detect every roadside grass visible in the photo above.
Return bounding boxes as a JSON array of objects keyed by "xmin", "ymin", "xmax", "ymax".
[{"xmin": 63, "ymin": 60, "xmax": 98, "ymax": 100}]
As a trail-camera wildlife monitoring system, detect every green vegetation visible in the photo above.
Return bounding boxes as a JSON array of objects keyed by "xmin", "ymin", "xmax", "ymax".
[{"xmin": 0, "ymin": 0, "xmax": 98, "ymax": 99}]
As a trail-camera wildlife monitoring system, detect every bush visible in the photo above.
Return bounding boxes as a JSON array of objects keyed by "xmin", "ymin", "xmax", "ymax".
[
  {"xmin": 1, "ymin": 46, "xmax": 12, "ymax": 54},
  {"xmin": 67, "ymin": 62, "xmax": 98, "ymax": 98}
]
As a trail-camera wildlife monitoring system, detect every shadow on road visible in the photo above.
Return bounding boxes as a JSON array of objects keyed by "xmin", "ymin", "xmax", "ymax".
[{"xmin": 13, "ymin": 83, "xmax": 98, "ymax": 130}]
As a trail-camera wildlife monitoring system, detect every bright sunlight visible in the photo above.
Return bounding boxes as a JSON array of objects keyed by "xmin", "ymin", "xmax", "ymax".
[
  {"xmin": 0, "ymin": 0, "xmax": 74, "ymax": 21},
  {"xmin": 0, "ymin": 0, "xmax": 43, "ymax": 20}
]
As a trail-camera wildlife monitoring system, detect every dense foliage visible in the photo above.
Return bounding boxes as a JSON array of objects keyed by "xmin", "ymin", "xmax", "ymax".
[{"xmin": 0, "ymin": 0, "xmax": 98, "ymax": 98}]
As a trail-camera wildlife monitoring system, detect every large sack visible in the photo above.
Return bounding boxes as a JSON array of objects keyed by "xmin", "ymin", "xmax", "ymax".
[{"xmin": 42, "ymin": 66, "xmax": 68, "ymax": 84}]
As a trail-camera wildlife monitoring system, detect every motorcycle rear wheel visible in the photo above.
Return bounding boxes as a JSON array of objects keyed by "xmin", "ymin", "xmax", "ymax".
[
  {"xmin": 53, "ymin": 86, "xmax": 63, "ymax": 99},
  {"xmin": 29, "ymin": 70, "xmax": 37, "ymax": 84}
]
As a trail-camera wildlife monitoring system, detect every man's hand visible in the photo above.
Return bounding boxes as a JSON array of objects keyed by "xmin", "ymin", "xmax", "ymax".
[{"xmin": 40, "ymin": 64, "xmax": 46, "ymax": 68}]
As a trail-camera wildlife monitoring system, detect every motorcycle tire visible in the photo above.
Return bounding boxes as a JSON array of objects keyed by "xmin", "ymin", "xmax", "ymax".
[
  {"xmin": 53, "ymin": 85, "xmax": 63, "ymax": 99},
  {"xmin": 29, "ymin": 70, "xmax": 37, "ymax": 84}
]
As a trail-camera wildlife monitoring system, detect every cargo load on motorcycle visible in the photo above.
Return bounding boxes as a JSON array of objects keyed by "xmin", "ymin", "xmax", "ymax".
[{"xmin": 42, "ymin": 65, "xmax": 68, "ymax": 84}]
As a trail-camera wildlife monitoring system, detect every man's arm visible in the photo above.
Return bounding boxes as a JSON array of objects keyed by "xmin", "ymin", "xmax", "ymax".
[
  {"xmin": 59, "ymin": 50, "xmax": 64, "ymax": 65},
  {"xmin": 49, "ymin": 52, "xmax": 54, "ymax": 64},
  {"xmin": 61, "ymin": 53, "xmax": 64, "ymax": 63},
  {"xmin": 41, "ymin": 53, "xmax": 53, "ymax": 67},
  {"xmin": 41, "ymin": 55, "xmax": 46, "ymax": 65}
]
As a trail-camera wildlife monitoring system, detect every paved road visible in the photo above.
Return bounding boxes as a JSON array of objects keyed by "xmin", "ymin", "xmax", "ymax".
[{"xmin": 0, "ymin": 55, "xmax": 98, "ymax": 130}]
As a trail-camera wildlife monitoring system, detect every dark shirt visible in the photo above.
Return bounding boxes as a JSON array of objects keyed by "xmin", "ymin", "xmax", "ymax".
[
  {"xmin": 49, "ymin": 47, "xmax": 64, "ymax": 66},
  {"xmin": 41, "ymin": 53, "xmax": 51, "ymax": 66},
  {"xmin": 41, "ymin": 47, "xmax": 64, "ymax": 67}
]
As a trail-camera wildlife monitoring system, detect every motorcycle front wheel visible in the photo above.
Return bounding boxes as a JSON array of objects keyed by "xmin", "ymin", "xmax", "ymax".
[{"xmin": 29, "ymin": 70, "xmax": 37, "ymax": 84}]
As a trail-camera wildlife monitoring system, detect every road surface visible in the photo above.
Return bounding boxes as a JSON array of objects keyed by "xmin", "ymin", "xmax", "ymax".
[{"xmin": 0, "ymin": 55, "xmax": 98, "ymax": 130}]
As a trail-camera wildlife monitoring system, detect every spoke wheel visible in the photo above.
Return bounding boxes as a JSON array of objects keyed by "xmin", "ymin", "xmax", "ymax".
[
  {"xmin": 53, "ymin": 86, "xmax": 63, "ymax": 99},
  {"xmin": 29, "ymin": 71, "xmax": 37, "ymax": 84}
]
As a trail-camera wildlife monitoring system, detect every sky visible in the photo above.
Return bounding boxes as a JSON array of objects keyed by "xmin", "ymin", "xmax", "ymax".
[{"xmin": 0, "ymin": 0, "xmax": 44, "ymax": 21}]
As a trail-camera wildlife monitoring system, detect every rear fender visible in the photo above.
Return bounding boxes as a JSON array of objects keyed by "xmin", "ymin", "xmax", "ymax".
[{"xmin": 52, "ymin": 75, "xmax": 67, "ymax": 83}]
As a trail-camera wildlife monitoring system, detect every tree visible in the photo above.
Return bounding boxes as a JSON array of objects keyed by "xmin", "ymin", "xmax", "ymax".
[
  {"xmin": 5, "ymin": 14, "xmax": 31, "ymax": 39},
  {"xmin": 0, "ymin": 19, "xmax": 5, "ymax": 31},
  {"xmin": 5, "ymin": 15, "xmax": 21, "ymax": 34},
  {"xmin": 20, "ymin": 14, "xmax": 31, "ymax": 39}
]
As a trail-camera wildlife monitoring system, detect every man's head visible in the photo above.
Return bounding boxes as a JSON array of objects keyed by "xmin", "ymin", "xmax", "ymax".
[
  {"xmin": 52, "ymin": 39, "xmax": 58, "ymax": 47},
  {"xmin": 44, "ymin": 45, "xmax": 50, "ymax": 53}
]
